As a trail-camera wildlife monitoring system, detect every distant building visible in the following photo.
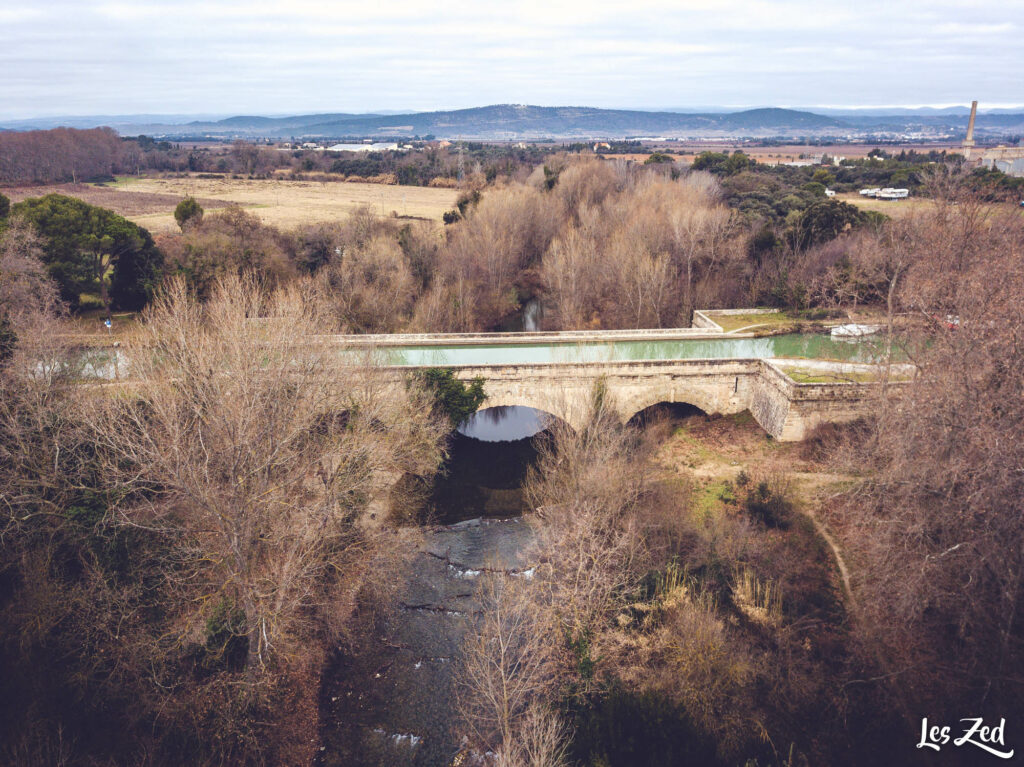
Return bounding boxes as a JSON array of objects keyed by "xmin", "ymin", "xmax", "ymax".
[
  {"xmin": 990, "ymin": 157, "xmax": 1024, "ymax": 177},
  {"xmin": 963, "ymin": 100, "xmax": 1024, "ymax": 172},
  {"xmin": 326, "ymin": 142, "xmax": 399, "ymax": 152},
  {"xmin": 860, "ymin": 188, "xmax": 909, "ymax": 200}
]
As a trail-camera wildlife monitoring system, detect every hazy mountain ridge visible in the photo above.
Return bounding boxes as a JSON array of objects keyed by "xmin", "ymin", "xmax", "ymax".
[
  {"xmin": 3, "ymin": 104, "xmax": 1022, "ymax": 139},
  {"xmin": 162, "ymin": 105, "xmax": 850, "ymax": 138}
]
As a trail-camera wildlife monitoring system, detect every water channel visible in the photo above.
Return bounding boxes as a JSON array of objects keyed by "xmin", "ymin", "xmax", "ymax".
[
  {"xmin": 72, "ymin": 331, "xmax": 889, "ymax": 383},
  {"xmin": 318, "ymin": 406, "xmax": 552, "ymax": 767},
  {"xmin": 376, "ymin": 332, "xmax": 888, "ymax": 367}
]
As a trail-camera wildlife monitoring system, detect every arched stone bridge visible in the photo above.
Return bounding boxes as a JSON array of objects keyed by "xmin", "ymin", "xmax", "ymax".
[{"xmin": 397, "ymin": 357, "xmax": 891, "ymax": 441}]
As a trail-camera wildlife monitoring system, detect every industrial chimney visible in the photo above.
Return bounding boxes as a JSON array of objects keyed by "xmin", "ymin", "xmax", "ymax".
[{"xmin": 963, "ymin": 100, "xmax": 978, "ymax": 159}]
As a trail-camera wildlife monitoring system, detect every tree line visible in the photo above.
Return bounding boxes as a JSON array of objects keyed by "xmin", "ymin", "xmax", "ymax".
[
  {"xmin": 1, "ymin": 152, "xmax": 991, "ymax": 336},
  {"xmin": 0, "ymin": 270, "xmax": 450, "ymax": 763},
  {"xmin": 2, "ymin": 149, "xmax": 1023, "ymax": 763},
  {"xmin": 443, "ymin": 179, "xmax": 1024, "ymax": 766},
  {"xmin": 0, "ymin": 126, "xmax": 554, "ymax": 186}
]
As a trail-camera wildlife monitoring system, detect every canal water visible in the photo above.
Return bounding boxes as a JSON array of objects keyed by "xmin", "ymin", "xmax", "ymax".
[
  {"xmin": 72, "ymin": 331, "xmax": 887, "ymax": 382},
  {"xmin": 377, "ymin": 332, "xmax": 888, "ymax": 367}
]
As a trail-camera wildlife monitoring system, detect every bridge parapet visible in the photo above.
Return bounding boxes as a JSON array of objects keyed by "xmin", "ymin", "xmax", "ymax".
[{"xmin": 324, "ymin": 325, "xmax": 745, "ymax": 348}]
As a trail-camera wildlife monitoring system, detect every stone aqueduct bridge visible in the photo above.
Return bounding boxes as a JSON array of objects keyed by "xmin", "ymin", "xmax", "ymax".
[
  {"xmin": 336, "ymin": 325, "xmax": 895, "ymax": 441},
  {"xmin": 413, "ymin": 357, "xmax": 875, "ymax": 441}
]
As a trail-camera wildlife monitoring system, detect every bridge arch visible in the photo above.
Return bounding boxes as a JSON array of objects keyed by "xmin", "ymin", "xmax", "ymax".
[
  {"xmin": 627, "ymin": 401, "xmax": 708, "ymax": 428},
  {"xmin": 460, "ymin": 404, "xmax": 573, "ymax": 440},
  {"xmin": 618, "ymin": 386, "xmax": 725, "ymax": 427},
  {"xmin": 478, "ymin": 387, "xmax": 593, "ymax": 432}
]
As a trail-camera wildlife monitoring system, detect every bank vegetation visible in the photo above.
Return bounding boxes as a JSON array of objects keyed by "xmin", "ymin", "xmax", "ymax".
[{"xmin": 1, "ymin": 155, "xmax": 1022, "ymax": 765}]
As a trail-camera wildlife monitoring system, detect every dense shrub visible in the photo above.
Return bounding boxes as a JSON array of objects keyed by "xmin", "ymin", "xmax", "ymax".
[
  {"xmin": 412, "ymin": 367, "xmax": 486, "ymax": 427},
  {"xmin": 740, "ymin": 475, "xmax": 793, "ymax": 528}
]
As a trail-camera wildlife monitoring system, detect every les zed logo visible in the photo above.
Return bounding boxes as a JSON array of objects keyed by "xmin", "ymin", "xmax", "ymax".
[{"xmin": 917, "ymin": 718, "xmax": 1014, "ymax": 759}]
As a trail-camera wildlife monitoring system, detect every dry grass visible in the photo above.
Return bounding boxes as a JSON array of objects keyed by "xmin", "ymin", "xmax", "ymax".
[
  {"xmin": 833, "ymin": 192, "xmax": 937, "ymax": 219},
  {"xmin": 704, "ymin": 310, "xmax": 803, "ymax": 333},
  {"xmin": 103, "ymin": 175, "xmax": 460, "ymax": 232},
  {"xmin": 58, "ymin": 311, "xmax": 143, "ymax": 346},
  {"xmin": 778, "ymin": 365, "xmax": 912, "ymax": 384},
  {"xmin": 5, "ymin": 176, "xmax": 459, "ymax": 233},
  {"xmin": 732, "ymin": 565, "xmax": 782, "ymax": 626},
  {"xmin": 651, "ymin": 412, "xmax": 855, "ymax": 499},
  {"xmin": 3, "ymin": 183, "xmax": 230, "ymax": 218},
  {"xmin": 703, "ymin": 308, "xmax": 883, "ymax": 334},
  {"xmin": 834, "ymin": 192, "xmax": 1021, "ymax": 222}
]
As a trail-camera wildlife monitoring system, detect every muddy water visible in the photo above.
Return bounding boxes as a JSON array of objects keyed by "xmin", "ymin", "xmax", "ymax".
[
  {"xmin": 317, "ymin": 408, "xmax": 547, "ymax": 766},
  {"xmin": 428, "ymin": 407, "xmax": 554, "ymax": 524}
]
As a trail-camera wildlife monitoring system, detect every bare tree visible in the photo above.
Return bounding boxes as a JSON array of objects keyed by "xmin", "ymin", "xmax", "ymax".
[
  {"xmin": 832, "ymin": 193, "xmax": 1024, "ymax": 719},
  {"xmin": 539, "ymin": 168, "xmax": 740, "ymax": 330},
  {"xmin": 668, "ymin": 193, "xmax": 734, "ymax": 325},
  {"xmin": 457, "ymin": 576, "xmax": 559, "ymax": 752},
  {"xmin": 437, "ymin": 184, "xmax": 561, "ymax": 329},
  {"xmin": 523, "ymin": 384, "xmax": 649, "ymax": 644},
  {"xmin": 0, "ymin": 217, "xmax": 64, "ymax": 353},
  {"xmin": 90, "ymin": 274, "xmax": 446, "ymax": 678},
  {"xmin": 320, "ymin": 232, "xmax": 417, "ymax": 332},
  {"xmin": 493, "ymin": 703, "xmax": 571, "ymax": 767}
]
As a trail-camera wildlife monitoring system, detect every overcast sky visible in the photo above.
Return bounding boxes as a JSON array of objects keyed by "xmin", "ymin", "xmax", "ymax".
[{"xmin": 2, "ymin": 0, "xmax": 1022, "ymax": 119}]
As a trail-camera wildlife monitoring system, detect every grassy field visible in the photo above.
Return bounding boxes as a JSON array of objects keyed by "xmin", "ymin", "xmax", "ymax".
[
  {"xmin": 58, "ymin": 310, "xmax": 143, "ymax": 346},
  {"xmin": 834, "ymin": 192, "xmax": 937, "ymax": 218},
  {"xmin": 104, "ymin": 176, "xmax": 460, "ymax": 232},
  {"xmin": 702, "ymin": 308, "xmax": 884, "ymax": 334},
  {"xmin": 705, "ymin": 310, "xmax": 799, "ymax": 333},
  {"xmin": 5, "ymin": 176, "xmax": 460, "ymax": 234},
  {"xmin": 837, "ymin": 192, "xmax": 1024, "ymax": 221},
  {"xmin": 4, "ymin": 183, "xmax": 231, "ymax": 219}
]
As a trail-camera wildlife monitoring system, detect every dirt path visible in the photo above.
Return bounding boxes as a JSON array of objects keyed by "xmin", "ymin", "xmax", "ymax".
[{"xmin": 797, "ymin": 503, "xmax": 853, "ymax": 605}]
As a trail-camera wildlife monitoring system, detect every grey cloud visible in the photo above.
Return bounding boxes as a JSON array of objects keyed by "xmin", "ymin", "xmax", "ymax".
[{"xmin": 1, "ymin": 0, "xmax": 1021, "ymax": 119}]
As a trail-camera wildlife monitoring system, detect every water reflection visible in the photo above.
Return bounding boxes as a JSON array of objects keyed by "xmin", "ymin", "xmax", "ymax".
[
  {"xmin": 458, "ymin": 406, "xmax": 551, "ymax": 442},
  {"xmin": 423, "ymin": 407, "xmax": 556, "ymax": 523}
]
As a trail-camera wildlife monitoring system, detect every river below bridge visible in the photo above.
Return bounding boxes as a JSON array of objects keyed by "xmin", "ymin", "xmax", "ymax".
[{"xmin": 317, "ymin": 407, "xmax": 549, "ymax": 767}]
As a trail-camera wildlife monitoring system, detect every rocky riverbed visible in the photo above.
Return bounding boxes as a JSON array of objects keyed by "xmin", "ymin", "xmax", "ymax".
[{"xmin": 317, "ymin": 516, "xmax": 536, "ymax": 767}]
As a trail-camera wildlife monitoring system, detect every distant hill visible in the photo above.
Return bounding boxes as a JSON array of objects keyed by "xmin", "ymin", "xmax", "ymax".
[
  {"xmin": 3, "ymin": 104, "xmax": 1022, "ymax": 140},
  {"xmin": 101, "ymin": 104, "xmax": 849, "ymax": 139}
]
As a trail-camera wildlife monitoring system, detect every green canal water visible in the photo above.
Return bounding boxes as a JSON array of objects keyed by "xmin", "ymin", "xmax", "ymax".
[
  {"xmin": 374, "ymin": 332, "xmax": 889, "ymax": 367},
  {"xmin": 74, "ymin": 332, "xmax": 890, "ymax": 381}
]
